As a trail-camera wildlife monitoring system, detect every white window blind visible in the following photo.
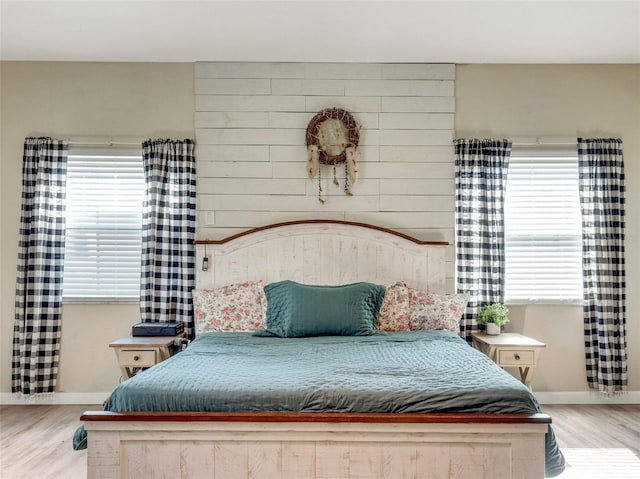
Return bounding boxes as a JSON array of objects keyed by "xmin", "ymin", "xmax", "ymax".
[
  {"xmin": 504, "ymin": 146, "xmax": 583, "ymax": 303},
  {"xmin": 63, "ymin": 148, "xmax": 144, "ymax": 301}
]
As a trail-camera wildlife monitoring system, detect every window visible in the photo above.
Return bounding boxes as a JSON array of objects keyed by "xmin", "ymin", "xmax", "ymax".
[
  {"xmin": 504, "ymin": 146, "xmax": 582, "ymax": 304},
  {"xmin": 63, "ymin": 148, "xmax": 144, "ymax": 301}
]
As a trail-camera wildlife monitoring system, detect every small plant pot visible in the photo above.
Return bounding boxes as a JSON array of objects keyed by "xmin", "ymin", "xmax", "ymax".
[{"xmin": 486, "ymin": 323, "xmax": 501, "ymax": 335}]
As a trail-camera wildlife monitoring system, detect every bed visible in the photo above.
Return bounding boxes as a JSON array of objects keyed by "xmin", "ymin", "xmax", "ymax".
[{"xmin": 79, "ymin": 220, "xmax": 564, "ymax": 479}]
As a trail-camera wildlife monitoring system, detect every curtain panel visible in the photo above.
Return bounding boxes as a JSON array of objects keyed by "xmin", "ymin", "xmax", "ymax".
[
  {"xmin": 454, "ymin": 139, "xmax": 512, "ymax": 341},
  {"xmin": 578, "ymin": 138, "xmax": 627, "ymax": 395},
  {"xmin": 140, "ymin": 139, "xmax": 197, "ymax": 338},
  {"xmin": 12, "ymin": 137, "xmax": 68, "ymax": 397}
]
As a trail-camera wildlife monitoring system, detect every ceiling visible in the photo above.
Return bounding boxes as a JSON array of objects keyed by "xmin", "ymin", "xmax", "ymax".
[{"xmin": 1, "ymin": 1, "xmax": 639, "ymax": 63}]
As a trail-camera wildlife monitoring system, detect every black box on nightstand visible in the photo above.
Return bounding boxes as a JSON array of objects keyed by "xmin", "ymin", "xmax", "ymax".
[{"xmin": 132, "ymin": 321, "xmax": 185, "ymax": 337}]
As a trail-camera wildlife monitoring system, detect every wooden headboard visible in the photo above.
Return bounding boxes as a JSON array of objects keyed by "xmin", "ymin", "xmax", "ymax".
[{"xmin": 195, "ymin": 220, "xmax": 448, "ymax": 293}]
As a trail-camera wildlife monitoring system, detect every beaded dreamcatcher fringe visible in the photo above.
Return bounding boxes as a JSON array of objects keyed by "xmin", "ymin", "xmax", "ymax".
[{"xmin": 308, "ymin": 146, "xmax": 358, "ymax": 202}]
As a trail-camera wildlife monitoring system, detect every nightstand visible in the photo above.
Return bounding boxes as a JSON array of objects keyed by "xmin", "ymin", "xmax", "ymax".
[
  {"xmin": 109, "ymin": 333, "xmax": 185, "ymax": 379},
  {"xmin": 471, "ymin": 332, "xmax": 546, "ymax": 388}
]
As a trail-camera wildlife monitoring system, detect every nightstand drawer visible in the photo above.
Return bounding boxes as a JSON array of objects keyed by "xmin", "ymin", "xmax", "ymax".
[
  {"xmin": 118, "ymin": 349, "xmax": 157, "ymax": 367},
  {"xmin": 498, "ymin": 349, "xmax": 535, "ymax": 366}
]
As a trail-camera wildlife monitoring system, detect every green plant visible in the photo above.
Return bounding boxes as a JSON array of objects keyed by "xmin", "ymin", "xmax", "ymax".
[{"xmin": 477, "ymin": 303, "xmax": 509, "ymax": 326}]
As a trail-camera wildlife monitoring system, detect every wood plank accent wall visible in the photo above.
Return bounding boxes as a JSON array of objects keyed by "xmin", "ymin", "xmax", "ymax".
[{"xmin": 195, "ymin": 62, "xmax": 455, "ymax": 289}]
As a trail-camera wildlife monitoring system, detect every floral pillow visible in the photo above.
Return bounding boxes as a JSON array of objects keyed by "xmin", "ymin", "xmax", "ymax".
[
  {"xmin": 192, "ymin": 281, "xmax": 267, "ymax": 335},
  {"xmin": 408, "ymin": 288, "xmax": 470, "ymax": 333},
  {"xmin": 376, "ymin": 281, "xmax": 412, "ymax": 331}
]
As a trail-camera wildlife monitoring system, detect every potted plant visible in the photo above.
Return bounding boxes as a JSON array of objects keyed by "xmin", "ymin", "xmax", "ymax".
[{"xmin": 477, "ymin": 303, "xmax": 509, "ymax": 335}]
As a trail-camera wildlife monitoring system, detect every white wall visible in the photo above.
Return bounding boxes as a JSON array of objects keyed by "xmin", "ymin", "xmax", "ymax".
[
  {"xmin": 194, "ymin": 62, "xmax": 456, "ymax": 288},
  {"xmin": 1, "ymin": 62, "xmax": 637, "ymax": 400},
  {"xmin": 456, "ymin": 64, "xmax": 639, "ymax": 395},
  {"xmin": 0, "ymin": 62, "xmax": 194, "ymax": 397}
]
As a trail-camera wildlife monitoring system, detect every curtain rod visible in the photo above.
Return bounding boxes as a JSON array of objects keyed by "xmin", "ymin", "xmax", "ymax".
[{"xmin": 66, "ymin": 136, "xmax": 145, "ymax": 147}]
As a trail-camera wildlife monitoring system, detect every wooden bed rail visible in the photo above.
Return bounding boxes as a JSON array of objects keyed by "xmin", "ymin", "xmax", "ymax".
[
  {"xmin": 81, "ymin": 410, "xmax": 551, "ymax": 424},
  {"xmin": 82, "ymin": 410, "xmax": 551, "ymax": 478}
]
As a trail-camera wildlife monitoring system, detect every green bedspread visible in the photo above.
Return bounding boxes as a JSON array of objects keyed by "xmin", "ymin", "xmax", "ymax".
[{"xmin": 75, "ymin": 330, "xmax": 565, "ymax": 476}]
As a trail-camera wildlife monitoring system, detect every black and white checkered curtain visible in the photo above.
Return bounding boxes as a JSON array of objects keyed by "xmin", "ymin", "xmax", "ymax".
[
  {"xmin": 454, "ymin": 139, "xmax": 512, "ymax": 342},
  {"xmin": 140, "ymin": 139, "xmax": 196, "ymax": 338},
  {"xmin": 12, "ymin": 137, "xmax": 68, "ymax": 397},
  {"xmin": 578, "ymin": 138, "xmax": 627, "ymax": 395}
]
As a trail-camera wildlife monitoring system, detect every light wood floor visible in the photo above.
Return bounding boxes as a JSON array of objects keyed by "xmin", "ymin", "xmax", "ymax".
[
  {"xmin": 0, "ymin": 404, "xmax": 100, "ymax": 479},
  {"xmin": 542, "ymin": 404, "xmax": 640, "ymax": 478},
  {"xmin": 0, "ymin": 404, "xmax": 638, "ymax": 478}
]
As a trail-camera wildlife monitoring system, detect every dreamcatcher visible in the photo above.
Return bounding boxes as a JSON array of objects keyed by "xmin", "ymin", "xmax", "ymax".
[{"xmin": 305, "ymin": 107, "xmax": 359, "ymax": 203}]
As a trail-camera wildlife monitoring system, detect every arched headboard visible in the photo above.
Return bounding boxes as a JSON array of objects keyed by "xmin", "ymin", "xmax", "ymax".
[{"xmin": 195, "ymin": 220, "xmax": 448, "ymax": 292}]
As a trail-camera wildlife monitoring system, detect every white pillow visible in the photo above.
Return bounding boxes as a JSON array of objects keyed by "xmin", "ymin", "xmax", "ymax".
[
  {"xmin": 192, "ymin": 281, "xmax": 267, "ymax": 335},
  {"xmin": 376, "ymin": 281, "xmax": 412, "ymax": 331},
  {"xmin": 408, "ymin": 288, "xmax": 470, "ymax": 333}
]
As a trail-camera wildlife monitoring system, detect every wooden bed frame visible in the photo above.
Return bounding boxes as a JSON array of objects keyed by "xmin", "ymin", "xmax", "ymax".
[{"xmin": 82, "ymin": 220, "xmax": 550, "ymax": 479}]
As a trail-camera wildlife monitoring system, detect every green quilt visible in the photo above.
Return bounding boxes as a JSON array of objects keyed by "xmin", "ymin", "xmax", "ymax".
[{"xmin": 75, "ymin": 330, "xmax": 564, "ymax": 476}]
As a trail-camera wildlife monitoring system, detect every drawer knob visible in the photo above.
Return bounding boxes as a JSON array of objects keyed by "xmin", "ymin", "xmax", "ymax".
[
  {"xmin": 133, "ymin": 355, "xmax": 140, "ymax": 361},
  {"xmin": 514, "ymin": 353, "xmax": 521, "ymax": 360}
]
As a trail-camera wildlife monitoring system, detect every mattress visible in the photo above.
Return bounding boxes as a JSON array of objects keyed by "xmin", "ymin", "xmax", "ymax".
[{"xmin": 76, "ymin": 330, "xmax": 565, "ymax": 476}]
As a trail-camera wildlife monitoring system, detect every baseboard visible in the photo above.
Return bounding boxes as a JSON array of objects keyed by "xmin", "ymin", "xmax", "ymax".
[
  {"xmin": 2, "ymin": 391, "xmax": 638, "ymax": 406},
  {"xmin": 536, "ymin": 390, "xmax": 640, "ymax": 405},
  {"xmin": 0, "ymin": 392, "xmax": 109, "ymax": 405}
]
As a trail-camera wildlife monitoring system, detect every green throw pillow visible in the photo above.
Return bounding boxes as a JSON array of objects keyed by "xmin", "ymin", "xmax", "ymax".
[{"xmin": 257, "ymin": 280, "xmax": 385, "ymax": 338}]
